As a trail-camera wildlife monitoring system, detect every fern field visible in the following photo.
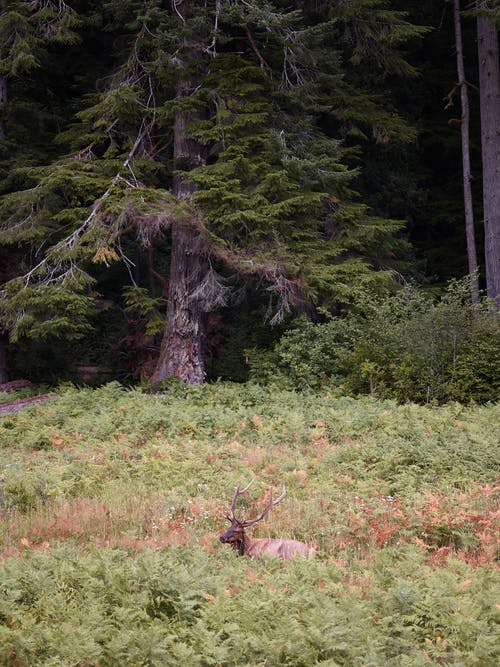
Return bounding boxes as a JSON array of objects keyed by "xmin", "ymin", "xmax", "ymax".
[{"xmin": 0, "ymin": 383, "xmax": 498, "ymax": 666}]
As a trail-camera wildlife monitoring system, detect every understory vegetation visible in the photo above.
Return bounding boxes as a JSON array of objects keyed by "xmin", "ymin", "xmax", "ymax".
[
  {"xmin": 0, "ymin": 383, "xmax": 498, "ymax": 666},
  {"xmin": 249, "ymin": 281, "xmax": 500, "ymax": 404}
]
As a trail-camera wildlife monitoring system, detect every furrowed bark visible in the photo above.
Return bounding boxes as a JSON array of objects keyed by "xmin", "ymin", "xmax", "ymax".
[
  {"xmin": 0, "ymin": 71, "xmax": 8, "ymax": 377},
  {"xmin": 477, "ymin": 4, "xmax": 500, "ymax": 306},
  {"xmin": 152, "ymin": 73, "xmax": 208, "ymax": 385},
  {"xmin": 454, "ymin": 0, "xmax": 479, "ymax": 303}
]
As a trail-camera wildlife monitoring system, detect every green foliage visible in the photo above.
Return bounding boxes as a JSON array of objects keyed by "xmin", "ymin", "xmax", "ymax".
[
  {"xmin": 122, "ymin": 286, "xmax": 165, "ymax": 337},
  {"xmin": 449, "ymin": 323, "xmax": 500, "ymax": 403},
  {"xmin": 0, "ymin": 0, "xmax": 426, "ymax": 367},
  {"xmin": 342, "ymin": 280, "xmax": 500, "ymax": 403},
  {"xmin": 0, "ymin": 0, "xmax": 81, "ymax": 69},
  {"xmin": 0, "ymin": 547, "xmax": 223, "ymax": 666},
  {"xmin": 252, "ymin": 279, "xmax": 500, "ymax": 403},
  {"xmin": 0, "ymin": 384, "xmax": 498, "ymax": 665},
  {"xmin": 0, "ymin": 281, "xmax": 95, "ymax": 342},
  {"xmin": 2, "ymin": 543, "xmax": 497, "ymax": 667},
  {"xmin": 0, "ymin": 381, "xmax": 498, "ymax": 510},
  {"xmin": 248, "ymin": 316, "xmax": 354, "ymax": 389}
]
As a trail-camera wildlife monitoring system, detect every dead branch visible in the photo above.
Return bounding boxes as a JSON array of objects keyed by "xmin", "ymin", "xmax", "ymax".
[
  {"xmin": 244, "ymin": 25, "xmax": 272, "ymax": 73},
  {"xmin": 0, "ymin": 393, "xmax": 57, "ymax": 415}
]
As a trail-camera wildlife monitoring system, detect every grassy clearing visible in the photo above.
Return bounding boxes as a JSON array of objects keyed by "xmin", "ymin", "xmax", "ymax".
[{"xmin": 0, "ymin": 383, "xmax": 498, "ymax": 665}]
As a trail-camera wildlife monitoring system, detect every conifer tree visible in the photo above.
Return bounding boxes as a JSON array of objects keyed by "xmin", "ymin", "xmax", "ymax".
[
  {"xmin": 0, "ymin": 0, "xmax": 82, "ymax": 380},
  {"xmin": 0, "ymin": 0, "xmax": 80, "ymax": 149},
  {"xmin": 0, "ymin": 0, "xmax": 426, "ymax": 383}
]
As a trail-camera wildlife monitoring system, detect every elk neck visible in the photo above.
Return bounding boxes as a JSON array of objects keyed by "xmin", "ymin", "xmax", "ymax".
[{"xmin": 233, "ymin": 532, "xmax": 250, "ymax": 556}]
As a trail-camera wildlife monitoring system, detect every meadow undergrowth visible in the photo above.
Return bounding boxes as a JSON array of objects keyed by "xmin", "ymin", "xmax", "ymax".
[{"xmin": 0, "ymin": 383, "xmax": 498, "ymax": 665}]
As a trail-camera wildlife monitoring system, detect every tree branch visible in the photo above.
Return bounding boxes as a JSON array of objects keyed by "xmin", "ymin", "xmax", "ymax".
[{"xmin": 244, "ymin": 25, "xmax": 272, "ymax": 73}]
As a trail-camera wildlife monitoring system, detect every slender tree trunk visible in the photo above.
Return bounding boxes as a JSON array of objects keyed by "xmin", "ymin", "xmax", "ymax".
[
  {"xmin": 0, "ymin": 11, "xmax": 9, "ymax": 374},
  {"xmin": 0, "ymin": 74, "xmax": 6, "ymax": 141},
  {"xmin": 453, "ymin": 0, "xmax": 479, "ymax": 303},
  {"xmin": 0, "ymin": 0, "xmax": 5, "ymax": 140},
  {"xmin": 152, "ymin": 79, "xmax": 208, "ymax": 385},
  {"xmin": 0, "ymin": 334, "xmax": 8, "ymax": 383},
  {"xmin": 0, "ymin": 3, "xmax": 7, "ymax": 374},
  {"xmin": 476, "ymin": 2, "xmax": 500, "ymax": 306}
]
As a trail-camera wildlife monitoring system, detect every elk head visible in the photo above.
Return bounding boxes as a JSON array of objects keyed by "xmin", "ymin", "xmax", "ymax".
[{"xmin": 219, "ymin": 480, "xmax": 286, "ymax": 556}]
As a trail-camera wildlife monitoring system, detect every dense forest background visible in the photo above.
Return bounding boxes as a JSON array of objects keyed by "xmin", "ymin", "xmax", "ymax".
[{"xmin": 0, "ymin": 0, "xmax": 498, "ymax": 402}]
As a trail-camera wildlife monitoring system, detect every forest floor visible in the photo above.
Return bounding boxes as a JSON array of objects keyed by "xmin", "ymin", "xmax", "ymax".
[{"xmin": 0, "ymin": 383, "xmax": 498, "ymax": 666}]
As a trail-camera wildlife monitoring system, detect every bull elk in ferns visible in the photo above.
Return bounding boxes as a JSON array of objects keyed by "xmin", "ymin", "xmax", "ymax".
[{"xmin": 219, "ymin": 481, "xmax": 316, "ymax": 559}]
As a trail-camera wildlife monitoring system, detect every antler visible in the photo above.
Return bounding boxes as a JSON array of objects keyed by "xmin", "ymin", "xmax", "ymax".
[
  {"xmin": 243, "ymin": 486, "xmax": 286, "ymax": 527},
  {"xmin": 225, "ymin": 479, "xmax": 254, "ymax": 521}
]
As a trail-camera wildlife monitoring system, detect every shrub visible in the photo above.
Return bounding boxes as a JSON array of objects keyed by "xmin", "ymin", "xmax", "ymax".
[
  {"xmin": 449, "ymin": 316, "xmax": 500, "ymax": 403},
  {"xmin": 248, "ymin": 316, "xmax": 357, "ymax": 389},
  {"xmin": 343, "ymin": 279, "xmax": 499, "ymax": 403},
  {"xmin": 250, "ymin": 278, "xmax": 500, "ymax": 404}
]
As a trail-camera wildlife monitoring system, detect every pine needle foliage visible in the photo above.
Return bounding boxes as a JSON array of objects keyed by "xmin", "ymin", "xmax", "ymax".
[{"xmin": 0, "ymin": 0, "xmax": 426, "ymax": 348}]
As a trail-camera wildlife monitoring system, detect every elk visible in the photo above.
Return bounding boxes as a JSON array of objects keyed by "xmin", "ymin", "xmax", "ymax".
[{"xmin": 219, "ymin": 481, "xmax": 316, "ymax": 559}]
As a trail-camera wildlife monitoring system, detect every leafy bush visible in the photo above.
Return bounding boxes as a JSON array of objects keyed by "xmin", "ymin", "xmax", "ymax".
[
  {"xmin": 248, "ymin": 316, "xmax": 356, "ymax": 389},
  {"xmin": 343, "ymin": 280, "xmax": 499, "ymax": 403},
  {"xmin": 251, "ymin": 279, "xmax": 500, "ymax": 403},
  {"xmin": 449, "ymin": 319, "xmax": 500, "ymax": 403}
]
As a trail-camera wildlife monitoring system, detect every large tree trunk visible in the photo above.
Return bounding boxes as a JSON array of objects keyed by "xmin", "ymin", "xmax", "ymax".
[
  {"xmin": 152, "ymin": 80, "xmax": 208, "ymax": 385},
  {"xmin": 453, "ymin": 0, "xmax": 479, "ymax": 303},
  {"xmin": 477, "ymin": 3, "xmax": 500, "ymax": 306}
]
